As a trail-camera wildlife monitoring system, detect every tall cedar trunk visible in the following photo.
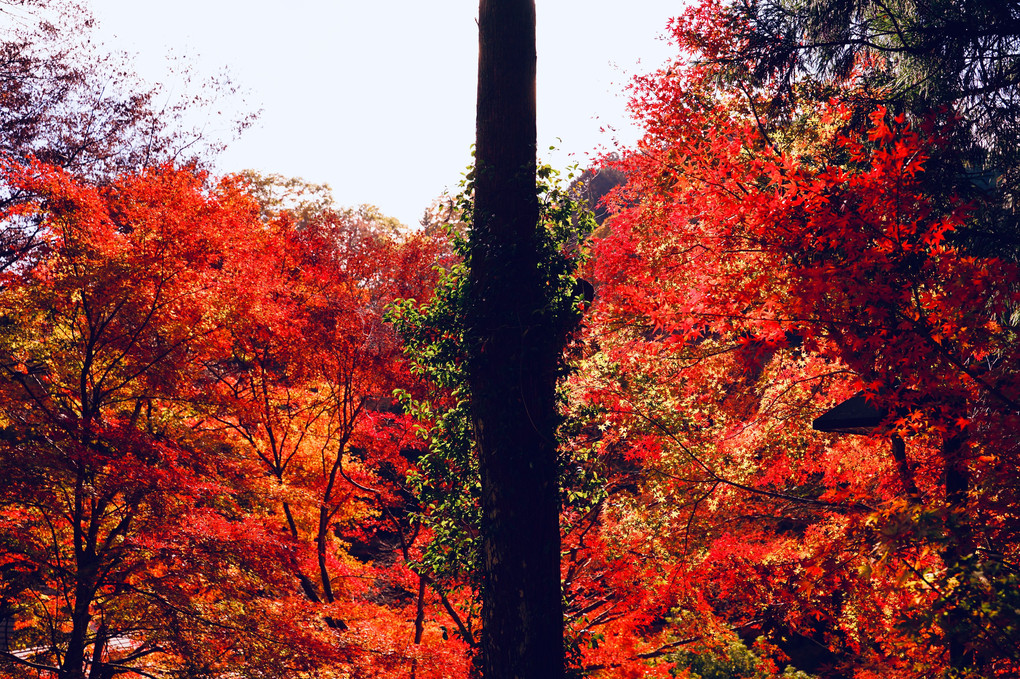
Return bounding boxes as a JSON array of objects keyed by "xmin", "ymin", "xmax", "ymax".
[{"xmin": 471, "ymin": 0, "xmax": 565, "ymax": 677}]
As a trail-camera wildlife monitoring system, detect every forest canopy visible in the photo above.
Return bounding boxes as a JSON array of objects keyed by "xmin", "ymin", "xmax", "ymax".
[{"xmin": 1, "ymin": 1, "xmax": 1018, "ymax": 678}]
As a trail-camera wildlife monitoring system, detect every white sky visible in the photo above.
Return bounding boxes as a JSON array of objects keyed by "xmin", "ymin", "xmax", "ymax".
[{"xmin": 90, "ymin": 1, "xmax": 680, "ymax": 227}]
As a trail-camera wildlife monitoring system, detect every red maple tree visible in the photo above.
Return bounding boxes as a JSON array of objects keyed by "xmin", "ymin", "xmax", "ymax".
[{"xmin": 570, "ymin": 4, "xmax": 1020, "ymax": 675}]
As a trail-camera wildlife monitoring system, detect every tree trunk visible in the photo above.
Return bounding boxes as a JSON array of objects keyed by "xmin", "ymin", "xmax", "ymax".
[
  {"xmin": 471, "ymin": 0, "xmax": 565, "ymax": 677},
  {"xmin": 942, "ymin": 431, "xmax": 973, "ymax": 672}
]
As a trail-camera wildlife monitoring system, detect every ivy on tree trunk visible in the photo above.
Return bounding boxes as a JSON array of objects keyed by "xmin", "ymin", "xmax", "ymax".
[{"xmin": 470, "ymin": 0, "xmax": 565, "ymax": 676}]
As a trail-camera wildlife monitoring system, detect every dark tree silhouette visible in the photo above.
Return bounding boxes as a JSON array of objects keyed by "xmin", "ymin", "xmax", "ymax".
[{"xmin": 470, "ymin": 0, "xmax": 565, "ymax": 676}]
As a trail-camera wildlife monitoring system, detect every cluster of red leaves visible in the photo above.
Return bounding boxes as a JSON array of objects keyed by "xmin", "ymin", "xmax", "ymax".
[
  {"xmin": 0, "ymin": 158, "xmax": 473, "ymax": 678},
  {"xmin": 559, "ymin": 5, "xmax": 1020, "ymax": 676}
]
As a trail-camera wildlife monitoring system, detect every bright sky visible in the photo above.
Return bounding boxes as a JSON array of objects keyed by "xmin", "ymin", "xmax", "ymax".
[{"xmin": 90, "ymin": 1, "xmax": 680, "ymax": 227}]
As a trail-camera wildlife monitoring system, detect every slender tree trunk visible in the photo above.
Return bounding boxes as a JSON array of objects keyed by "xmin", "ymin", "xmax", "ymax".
[
  {"xmin": 471, "ymin": 1, "xmax": 565, "ymax": 677},
  {"xmin": 61, "ymin": 584, "xmax": 92, "ymax": 679},
  {"xmin": 63, "ymin": 470, "xmax": 95, "ymax": 679},
  {"xmin": 942, "ymin": 431, "xmax": 973, "ymax": 672},
  {"xmin": 891, "ymin": 434, "xmax": 920, "ymax": 502}
]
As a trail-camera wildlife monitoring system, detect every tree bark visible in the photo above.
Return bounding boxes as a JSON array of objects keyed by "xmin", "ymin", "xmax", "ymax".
[
  {"xmin": 470, "ymin": 0, "xmax": 565, "ymax": 676},
  {"xmin": 942, "ymin": 431, "xmax": 973, "ymax": 672}
]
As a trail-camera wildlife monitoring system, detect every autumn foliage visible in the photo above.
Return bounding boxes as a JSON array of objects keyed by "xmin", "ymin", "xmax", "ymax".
[
  {"xmin": 561, "ymin": 2, "xmax": 1020, "ymax": 676},
  {"xmin": 3, "ymin": 0, "xmax": 1020, "ymax": 678},
  {"xmin": 0, "ymin": 157, "xmax": 469, "ymax": 677}
]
